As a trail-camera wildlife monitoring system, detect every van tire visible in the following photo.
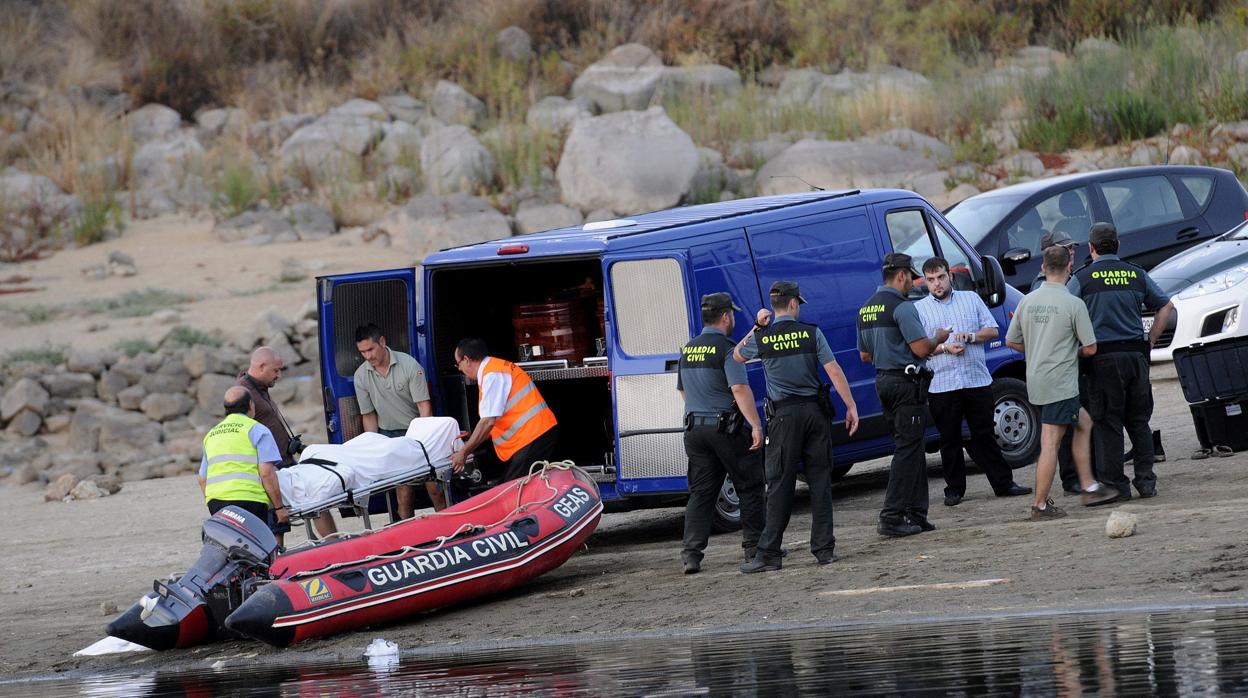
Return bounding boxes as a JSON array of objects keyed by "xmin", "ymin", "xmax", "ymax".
[
  {"xmin": 991, "ymin": 377, "xmax": 1040, "ymax": 468},
  {"xmin": 711, "ymin": 476, "xmax": 742, "ymax": 532}
]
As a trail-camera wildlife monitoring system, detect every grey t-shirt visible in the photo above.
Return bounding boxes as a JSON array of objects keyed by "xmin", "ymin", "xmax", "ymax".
[
  {"xmin": 353, "ymin": 348, "xmax": 432, "ymax": 431},
  {"xmin": 856, "ymin": 286, "xmax": 929, "ymax": 370},
  {"xmin": 738, "ymin": 315, "xmax": 835, "ymax": 401},
  {"xmin": 677, "ymin": 327, "xmax": 748, "ymax": 415},
  {"xmin": 1005, "ymin": 282, "xmax": 1097, "ymax": 405}
]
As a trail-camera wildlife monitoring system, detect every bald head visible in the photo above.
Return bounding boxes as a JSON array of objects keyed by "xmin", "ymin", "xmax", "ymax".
[
  {"xmin": 223, "ymin": 386, "xmax": 252, "ymax": 416},
  {"xmin": 248, "ymin": 346, "xmax": 284, "ymax": 387}
]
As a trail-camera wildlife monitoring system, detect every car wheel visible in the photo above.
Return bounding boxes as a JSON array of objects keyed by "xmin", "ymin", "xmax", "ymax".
[
  {"xmin": 711, "ymin": 476, "xmax": 742, "ymax": 532},
  {"xmin": 992, "ymin": 377, "xmax": 1040, "ymax": 468}
]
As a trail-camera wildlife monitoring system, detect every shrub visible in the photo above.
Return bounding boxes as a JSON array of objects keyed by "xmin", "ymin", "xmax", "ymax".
[
  {"xmin": 162, "ymin": 325, "xmax": 222, "ymax": 348},
  {"xmin": 113, "ymin": 338, "xmax": 157, "ymax": 357},
  {"xmin": 14, "ymin": 304, "xmax": 57, "ymax": 325},
  {"xmin": 5, "ymin": 343, "xmax": 66, "ymax": 365},
  {"xmin": 69, "ymin": 193, "xmax": 122, "ymax": 247},
  {"xmin": 215, "ymin": 160, "xmax": 261, "ymax": 218},
  {"xmin": 82, "ymin": 288, "xmax": 196, "ymax": 318},
  {"xmin": 1103, "ymin": 92, "xmax": 1167, "ymax": 143}
]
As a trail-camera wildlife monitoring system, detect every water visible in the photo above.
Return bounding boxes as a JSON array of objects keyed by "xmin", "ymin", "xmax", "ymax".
[{"xmin": 8, "ymin": 605, "xmax": 1248, "ymax": 696}]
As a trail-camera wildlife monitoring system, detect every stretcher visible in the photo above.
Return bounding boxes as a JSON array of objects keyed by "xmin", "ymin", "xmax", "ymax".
[{"xmin": 280, "ymin": 417, "xmax": 465, "ymax": 538}]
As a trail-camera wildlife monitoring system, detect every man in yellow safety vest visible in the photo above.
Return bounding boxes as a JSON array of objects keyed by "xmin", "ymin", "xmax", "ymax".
[{"xmin": 198, "ymin": 386, "xmax": 289, "ymax": 543}]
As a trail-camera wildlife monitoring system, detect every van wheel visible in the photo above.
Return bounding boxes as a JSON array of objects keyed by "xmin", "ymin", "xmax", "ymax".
[
  {"xmin": 711, "ymin": 476, "xmax": 742, "ymax": 532},
  {"xmin": 830, "ymin": 464, "xmax": 853, "ymax": 481},
  {"xmin": 992, "ymin": 377, "xmax": 1039, "ymax": 468}
]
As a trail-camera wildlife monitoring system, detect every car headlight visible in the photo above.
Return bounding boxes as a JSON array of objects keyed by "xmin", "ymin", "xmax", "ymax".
[{"xmin": 1178, "ymin": 265, "xmax": 1248, "ymax": 300}]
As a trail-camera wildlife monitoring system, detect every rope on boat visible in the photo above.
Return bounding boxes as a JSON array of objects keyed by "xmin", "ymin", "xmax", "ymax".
[{"xmin": 287, "ymin": 460, "xmax": 577, "ymax": 579}]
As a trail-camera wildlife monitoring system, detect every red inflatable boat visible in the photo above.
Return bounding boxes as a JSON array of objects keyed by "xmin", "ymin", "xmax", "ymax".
[{"xmin": 109, "ymin": 463, "xmax": 602, "ymax": 649}]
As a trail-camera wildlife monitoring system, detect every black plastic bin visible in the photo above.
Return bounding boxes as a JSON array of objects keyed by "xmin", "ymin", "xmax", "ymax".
[
  {"xmin": 1190, "ymin": 399, "xmax": 1248, "ymax": 452},
  {"xmin": 1173, "ymin": 336, "xmax": 1248, "ymax": 404}
]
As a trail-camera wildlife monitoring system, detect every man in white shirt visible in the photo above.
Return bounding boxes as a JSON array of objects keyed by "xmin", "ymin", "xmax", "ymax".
[{"xmin": 915, "ymin": 257, "xmax": 1031, "ymax": 506}]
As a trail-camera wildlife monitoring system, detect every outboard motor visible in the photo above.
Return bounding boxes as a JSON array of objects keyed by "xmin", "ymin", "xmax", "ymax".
[{"xmin": 107, "ymin": 506, "xmax": 279, "ymax": 650}]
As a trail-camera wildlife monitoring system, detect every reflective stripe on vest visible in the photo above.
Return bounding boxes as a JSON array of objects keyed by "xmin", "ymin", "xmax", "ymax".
[
  {"xmin": 202, "ymin": 412, "xmax": 269, "ymax": 505},
  {"xmin": 480, "ymin": 358, "xmax": 557, "ymax": 461}
]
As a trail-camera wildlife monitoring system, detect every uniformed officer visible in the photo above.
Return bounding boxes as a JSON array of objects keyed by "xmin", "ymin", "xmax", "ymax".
[
  {"xmin": 677, "ymin": 292, "xmax": 767, "ymax": 575},
  {"xmin": 734, "ymin": 281, "xmax": 860, "ymax": 573},
  {"xmin": 1068, "ymin": 223, "xmax": 1174, "ymax": 500},
  {"xmin": 857, "ymin": 253, "xmax": 949, "ymax": 537}
]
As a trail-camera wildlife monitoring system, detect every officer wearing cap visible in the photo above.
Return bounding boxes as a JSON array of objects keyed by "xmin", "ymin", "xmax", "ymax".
[
  {"xmin": 1033, "ymin": 230, "xmax": 1077, "ymax": 291},
  {"xmin": 733, "ymin": 281, "xmax": 859, "ymax": 573},
  {"xmin": 857, "ymin": 253, "xmax": 950, "ymax": 537},
  {"xmin": 676, "ymin": 292, "xmax": 767, "ymax": 575},
  {"xmin": 1068, "ymin": 222, "xmax": 1174, "ymax": 500}
]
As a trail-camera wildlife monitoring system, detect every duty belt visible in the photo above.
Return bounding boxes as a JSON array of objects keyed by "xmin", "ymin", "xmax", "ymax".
[
  {"xmin": 877, "ymin": 365, "xmax": 925, "ymax": 377},
  {"xmin": 686, "ymin": 415, "xmax": 720, "ymax": 427},
  {"xmin": 772, "ymin": 394, "xmax": 818, "ymax": 408}
]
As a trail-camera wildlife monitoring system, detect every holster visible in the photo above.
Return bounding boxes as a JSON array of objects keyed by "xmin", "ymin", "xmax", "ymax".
[
  {"xmin": 916, "ymin": 367, "xmax": 934, "ymax": 399},
  {"xmin": 763, "ymin": 397, "xmax": 775, "ymax": 420},
  {"xmin": 683, "ymin": 413, "xmax": 694, "ymax": 432},
  {"xmin": 718, "ymin": 409, "xmax": 745, "ymax": 436},
  {"xmin": 816, "ymin": 383, "xmax": 836, "ymax": 419}
]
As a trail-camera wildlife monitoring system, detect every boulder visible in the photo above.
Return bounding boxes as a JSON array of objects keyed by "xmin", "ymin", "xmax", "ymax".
[
  {"xmin": 131, "ymin": 132, "xmax": 206, "ymax": 189},
  {"xmin": 152, "ymin": 308, "xmax": 180, "ymax": 324},
  {"xmin": 726, "ymin": 137, "xmax": 791, "ymax": 169},
  {"xmin": 247, "ymin": 310, "xmax": 294, "ymax": 347},
  {"xmin": 130, "ymin": 187, "xmax": 178, "ymax": 218},
  {"xmin": 89, "ymin": 472, "xmax": 123, "ymax": 494},
  {"xmin": 12, "ymin": 463, "xmax": 38, "ymax": 485},
  {"xmin": 266, "ymin": 332, "xmax": 302, "ymax": 369},
  {"xmin": 430, "ymin": 80, "xmax": 487, "ymax": 129},
  {"xmin": 811, "ymin": 66, "xmax": 931, "ymax": 106},
  {"xmin": 584, "ymin": 208, "xmax": 616, "ymax": 223},
  {"xmin": 515, "ymin": 203, "xmax": 584, "ymax": 234},
  {"xmin": 690, "ymin": 147, "xmax": 737, "ymax": 202},
  {"xmin": 525, "ymin": 96, "xmax": 590, "ymax": 134},
  {"xmin": 195, "ymin": 107, "xmax": 246, "ymax": 138},
  {"xmin": 756, "ymin": 139, "xmax": 938, "ymax": 195},
  {"xmin": 496, "ymin": 26, "xmax": 534, "ymax": 63},
  {"xmin": 1075, "ymin": 37, "xmax": 1121, "ymax": 57},
  {"xmin": 196, "ymin": 374, "xmax": 238, "ymax": 417},
  {"xmin": 1106, "ymin": 510, "xmax": 1138, "ymax": 538},
  {"xmin": 1003, "ymin": 152, "xmax": 1045, "ymax": 178},
  {"xmin": 279, "ymin": 113, "xmax": 384, "ymax": 177},
  {"xmin": 378, "ymin": 94, "xmax": 427, "ymax": 124},
  {"xmin": 1014, "ymin": 46, "xmax": 1067, "ymax": 69},
  {"xmin": 66, "ymin": 348, "xmax": 113, "ymax": 377},
  {"xmin": 0, "ymin": 168, "xmax": 80, "ymax": 218},
  {"xmin": 375, "ymin": 194, "xmax": 512, "ymax": 256},
  {"xmin": 420, "ymin": 125, "xmax": 495, "ymax": 195},
  {"xmin": 862, "ymin": 129, "xmax": 953, "ymax": 163},
  {"xmin": 116, "ymin": 384, "xmax": 147, "ymax": 411},
  {"xmin": 374, "ymin": 120, "xmax": 423, "ymax": 166},
  {"xmin": 654, "ymin": 64, "xmax": 742, "ymax": 102},
  {"xmin": 269, "ymin": 378, "xmax": 298, "ymax": 405},
  {"xmin": 127, "ymin": 103, "xmax": 181, "ymax": 143},
  {"xmin": 69, "ymin": 399, "xmax": 163, "ymax": 469},
  {"xmin": 43, "ymin": 413, "xmax": 70, "ymax": 434},
  {"xmin": 287, "ymin": 201, "xmax": 337, "ymax": 241},
  {"xmin": 1129, "ymin": 143, "xmax": 1163, "ymax": 166},
  {"xmin": 69, "ymin": 479, "xmax": 108, "ymax": 500},
  {"xmin": 44, "ymin": 473, "xmax": 78, "ymax": 502},
  {"xmin": 140, "ymin": 392, "xmax": 194, "ymax": 422},
  {"xmin": 2, "ymin": 378, "xmax": 49, "ymax": 420},
  {"xmin": 5, "ymin": 409, "xmax": 41, "ymax": 436},
  {"xmin": 776, "ymin": 68, "xmax": 828, "ymax": 106},
  {"xmin": 215, "ymin": 209, "xmax": 297, "ymax": 244},
  {"xmin": 1169, "ymin": 145, "xmax": 1203, "ymax": 165},
  {"xmin": 571, "ymin": 43, "xmax": 667, "ymax": 113},
  {"xmin": 1226, "ymin": 143, "xmax": 1248, "ymax": 172},
  {"xmin": 557, "ymin": 107, "xmax": 698, "ymax": 214},
  {"xmin": 140, "ymin": 367, "xmax": 192, "ymax": 395},
  {"xmin": 329, "ymin": 98, "xmax": 390, "ymax": 122},
  {"xmin": 96, "ymin": 369, "xmax": 132, "ymax": 403},
  {"xmin": 40, "ymin": 372, "xmax": 97, "ymax": 399}
]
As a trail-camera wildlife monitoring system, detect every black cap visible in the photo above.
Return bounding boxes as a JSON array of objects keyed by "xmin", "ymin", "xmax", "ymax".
[
  {"xmin": 1089, "ymin": 222, "xmax": 1118, "ymax": 247},
  {"xmin": 700, "ymin": 292, "xmax": 742, "ymax": 313},
  {"xmin": 1039, "ymin": 230, "xmax": 1074, "ymax": 249},
  {"xmin": 883, "ymin": 252, "xmax": 920, "ymax": 280},
  {"xmin": 769, "ymin": 280, "xmax": 806, "ymax": 305}
]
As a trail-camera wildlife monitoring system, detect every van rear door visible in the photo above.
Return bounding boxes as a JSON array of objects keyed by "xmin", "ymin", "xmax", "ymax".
[
  {"xmin": 316, "ymin": 268, "xmax": 419, "ymax": 444},
  {"xmin": 604, "ymin": 253, "xmax": 693, "ymax": 495}
]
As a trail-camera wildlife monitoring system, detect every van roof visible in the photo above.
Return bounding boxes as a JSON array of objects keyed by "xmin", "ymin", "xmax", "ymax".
[{"xmin": 425, "ymin": 188, "xmax": 921, "ymax": 265}]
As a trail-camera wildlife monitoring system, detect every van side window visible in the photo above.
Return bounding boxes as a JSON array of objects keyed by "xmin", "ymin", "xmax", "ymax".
[
  {"xmin": 610, "ymin": 259, "xmax": 689, "ymax": 356},
  {"xmin": 929, "ymin": 216, "xmax": 976, "ymax": 290},
  {"xmin": 1101, "ymin": 176, "xmax": 1184, "ymax": 234},
  {"xmin": 885, "ymin": 209, "xmax": 936, "ymax": 298}
]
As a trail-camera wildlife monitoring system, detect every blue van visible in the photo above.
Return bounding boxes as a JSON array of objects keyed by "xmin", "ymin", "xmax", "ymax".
[{"xmin": 316, "ymin": 189, "xmax": 1031, "ymax": 529}]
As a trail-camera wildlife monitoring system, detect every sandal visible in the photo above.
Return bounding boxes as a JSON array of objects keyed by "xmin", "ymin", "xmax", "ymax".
[
  {"xmin": 1192, "ymin": 448, "xmax": 1211, "ymax": 460},
  {"xmin": 1213, "ymin": 444, "xmax": 1235, "ymax": 457}
]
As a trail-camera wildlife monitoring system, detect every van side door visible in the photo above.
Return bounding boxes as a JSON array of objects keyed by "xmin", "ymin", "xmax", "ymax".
[{"xmin": 316, "ymin": 268, "xmax": 419, "ymax": 444}]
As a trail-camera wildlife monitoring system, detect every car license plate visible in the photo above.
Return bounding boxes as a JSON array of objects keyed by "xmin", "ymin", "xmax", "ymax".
[{"xmin": 1142, "ymin": 316, "xmax": 1154, "ymax": 332}]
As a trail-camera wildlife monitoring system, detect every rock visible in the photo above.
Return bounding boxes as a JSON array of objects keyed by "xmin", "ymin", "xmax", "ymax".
[
  {"xmin": 757, "ymin": 139, "xmax": 938, "ymax": 195},
  {"xmin": 130, "ymin": 187, "xmax": 178, "ymax": 219},
  {"xmin": 430, "ymin": 80, "xmax": 487, "ymax": 129},
  {"xmin": 1220, "ymin": 121, "xmax": 1248, "ymax": 143},
  {"xmin": 265, "ymin": 332, "xmax": 302, "ymax": 369},
  {"xmin": 726, "ymin": 136, "xmax": 790, "ymax": 169},
  {"xmin": 941, "ymin": 183, "xmax": 981, "ymax": 208},
  {"xmin": 1106, "ymin": 510, "xmax": 1138, "ymax": 538},
  {"xmin": 278, "ymin": 257, "xmax": 307, "ymax": 283},
  {"xmin": 514, "ymin": 203, "xmax": 584, "ymax": 234},
  {"xmin": 108, "ymin": 250, "xmax": 134, "ymax": 266},
  {"xmin": 248, "ymin": 310, "xmax": 293, "ymax": 346},
  {"xmin": 809, "ymin": 67, "xmax": 931, "ymax": 107},
  {"xmin": 131, "ymin": 132, "xmax": 206, "ymax": 189},
  {"xmin": 196, "ymin": 374, "xmax": 238, "ymax": 417},
  {"xmin": 525, "ymin": 96, "xmax": 590, "ymax": 134},
  {"xmin": 140, "ymin": 392, "xmax": 194, "ymax": 421},
  {"xmin": 44, "ymin": 473, "xmax": 78, "ymax": 502},
  {"xmin": 1226, "ymin": 143, "xmax": 1248, "ymax": 171},
  {"xmin": 40, "ymin": 373, "xmax": 97, "ymax": 399},
  {"xmin": 1004, "ymin": 152, "xmax": 1045, "ymax": 178},
  {"xmin": 689, "ymin": 147, "xmax": 737, "ymax": 202},
  {"xmin": 776, "ymin": 68, "xmax": 829, "ymax": 106},
  {"xmin": 287, "ymin": 202, "xmax": 337, "ymax": 241},
  {"xmin": 558, "ymin": 107, "xmax": 698, "ymax": 214},
  {"xmin": 127, "ymin": 103, "xmax": 181, "ymax": 143},
  {"xmin": 654, "ymin": 64, "xmax": 742, "ymax": 102},
  {"xmin": 374, "ymin": 120, "xmax": 423, "ymax": 167},
  {"xmin": 69, "ymin": 399, "xmax": 164, "ymax": 469},
  {"xmin": 910, "ymin": 171, "xmax": 949, "ymax": 199},
  {"xmin": 152, "ymin": 308, "xmax": 180, "ymax": 324},
  {"xmin": 381, "ymin": 165, "xmax": 420, "ymax": 199},
  {"xmin": 69, "ymin": 479, "xmax": 107, "ymax": 500},
  {"xmin": 1168, "ymin": 145, "xmax": 1203, "ymax": 165},
  {"xmin": 139, "ymin": 367, "xmax": 191, "ymax": 395},
  {"xmin": 279, "ymin": 113, "xmax": 384, "ymax": 178},
  {"xmin": 378, "ymin": 94, "xmax": 427, "ymax": 124},
  {"xmin": 329, "ymin": 98, "xmax": 389, "ymax": 122},
  {"xmin": 100, "ymin": 601, "xmax": 119, "ymax": 616},
  {"xmin": 584, "ymin": 208, "xmax": 616, "ymax": 223},
  {"xmin": 43, "ymin": 413, "xmax": 70, "ymax": 434},
  {"xmin": 0, "ymin": 168, "xmax": 79, "ymax": 218},
  {"xmin": 420, "ymin": 125, "xmax": 495, "ymax": 195},
  {"xmin": 269, "ymin": 378, "xmax": 298, "ymax": 405},
  {"xmin": 88, "ymin": 472, "xmax": 123, "ymax": 494},
  {"xmin": 1129, "ymin": 143, "xmax": 1162, "ymax": 166},
  {"xmin": 81, "ymin": 263, "xmax": 107, "ymax": 280},
  {"xmin": 215, "ymin": 209, "xmax": 296, "ymax": 244},
  {"xmin": 571, "ymin": 43, "xmax": 666, "ymax": 113},
  {"xmin": 1170, "ymin": 123, "xmax": 1192, "ymax": 139},
  {"xmin": 496, "ymin": 26, "xmax": 533, "ymax": 63},
  {"xmin": 12, "ymin": 463, "xmax": 38, "ymax": 485},
  {"xmin": 1075, "ymin": 37, "xmax": 1121, "ymax": 57},
  {"xmin": 2, "ymin": 378, "xmax": 49, "ymax": 420},
  {"xmin": 5, "ymin": 409, "xmax": 41, "ymax": 436},
  {"xmin": 108, "ymin": 258, "xmax": 138, "ymax": 277},
  {"xmin": 195, "ymin": 107, "xmax": 246, "ymax": 138},
  {"xmin": 116, "ymin": 384, "xmax": 147, "ymax": 410},
  {"xmin": 375, "ymin": 194, "xmax": 512, "ymax": 256},
  {"xmin": 863, "ymin": 128, "xmax": 953, "ymax": 163}
]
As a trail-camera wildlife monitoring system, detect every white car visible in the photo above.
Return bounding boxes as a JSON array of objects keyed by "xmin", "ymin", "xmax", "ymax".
[{"xmin": 1148, "ymin": 220, "xmax": 1248, "ymax": 362}]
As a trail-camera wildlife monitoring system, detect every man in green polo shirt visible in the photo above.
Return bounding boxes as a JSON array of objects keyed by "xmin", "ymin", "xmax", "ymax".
[
  {"xmin": 354, "ymin": 323, "xmax": 442, "ymax": 514},
  {"xmin": 1005, "ymin": 246, "xmax": 1116, "ymax": 520}
]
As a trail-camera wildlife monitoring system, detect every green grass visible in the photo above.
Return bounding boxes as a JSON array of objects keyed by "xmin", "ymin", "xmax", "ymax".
[
  {"xmin": 113, "ymin": 338, "xmax": 158, "ymax": 357},
  {"xmin": 69, "ymin": 193, "xmax": 123, "ymax": 247},
  {"xmin": 81, "ymin": 288, "xmax": 197, "ymax": 318},
  {"xmin": 13, "ymin": 304, "xmax": 58, "ymax": 325},
  {"xmin": 5, "ymin": 343, "xmax": 66, "ymax": 365},
  {"xmin": 162, "ymin": 325, "xmax": 222, "ymax": 348},
  {"xmin": 215, "ymin": 160, "xmax": 261, "ymax": 217}
]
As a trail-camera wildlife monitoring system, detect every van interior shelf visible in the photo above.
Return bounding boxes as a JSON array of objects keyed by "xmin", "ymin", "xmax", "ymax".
[{"xmin": 523, "ymin": 365, "xmax": 611, "ymax": 382}]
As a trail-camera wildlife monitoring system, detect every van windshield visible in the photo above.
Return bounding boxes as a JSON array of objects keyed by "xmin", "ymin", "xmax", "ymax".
[{"xmin": 945, "ymin": 193, "xmax": 1027, "ymax": 247}]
